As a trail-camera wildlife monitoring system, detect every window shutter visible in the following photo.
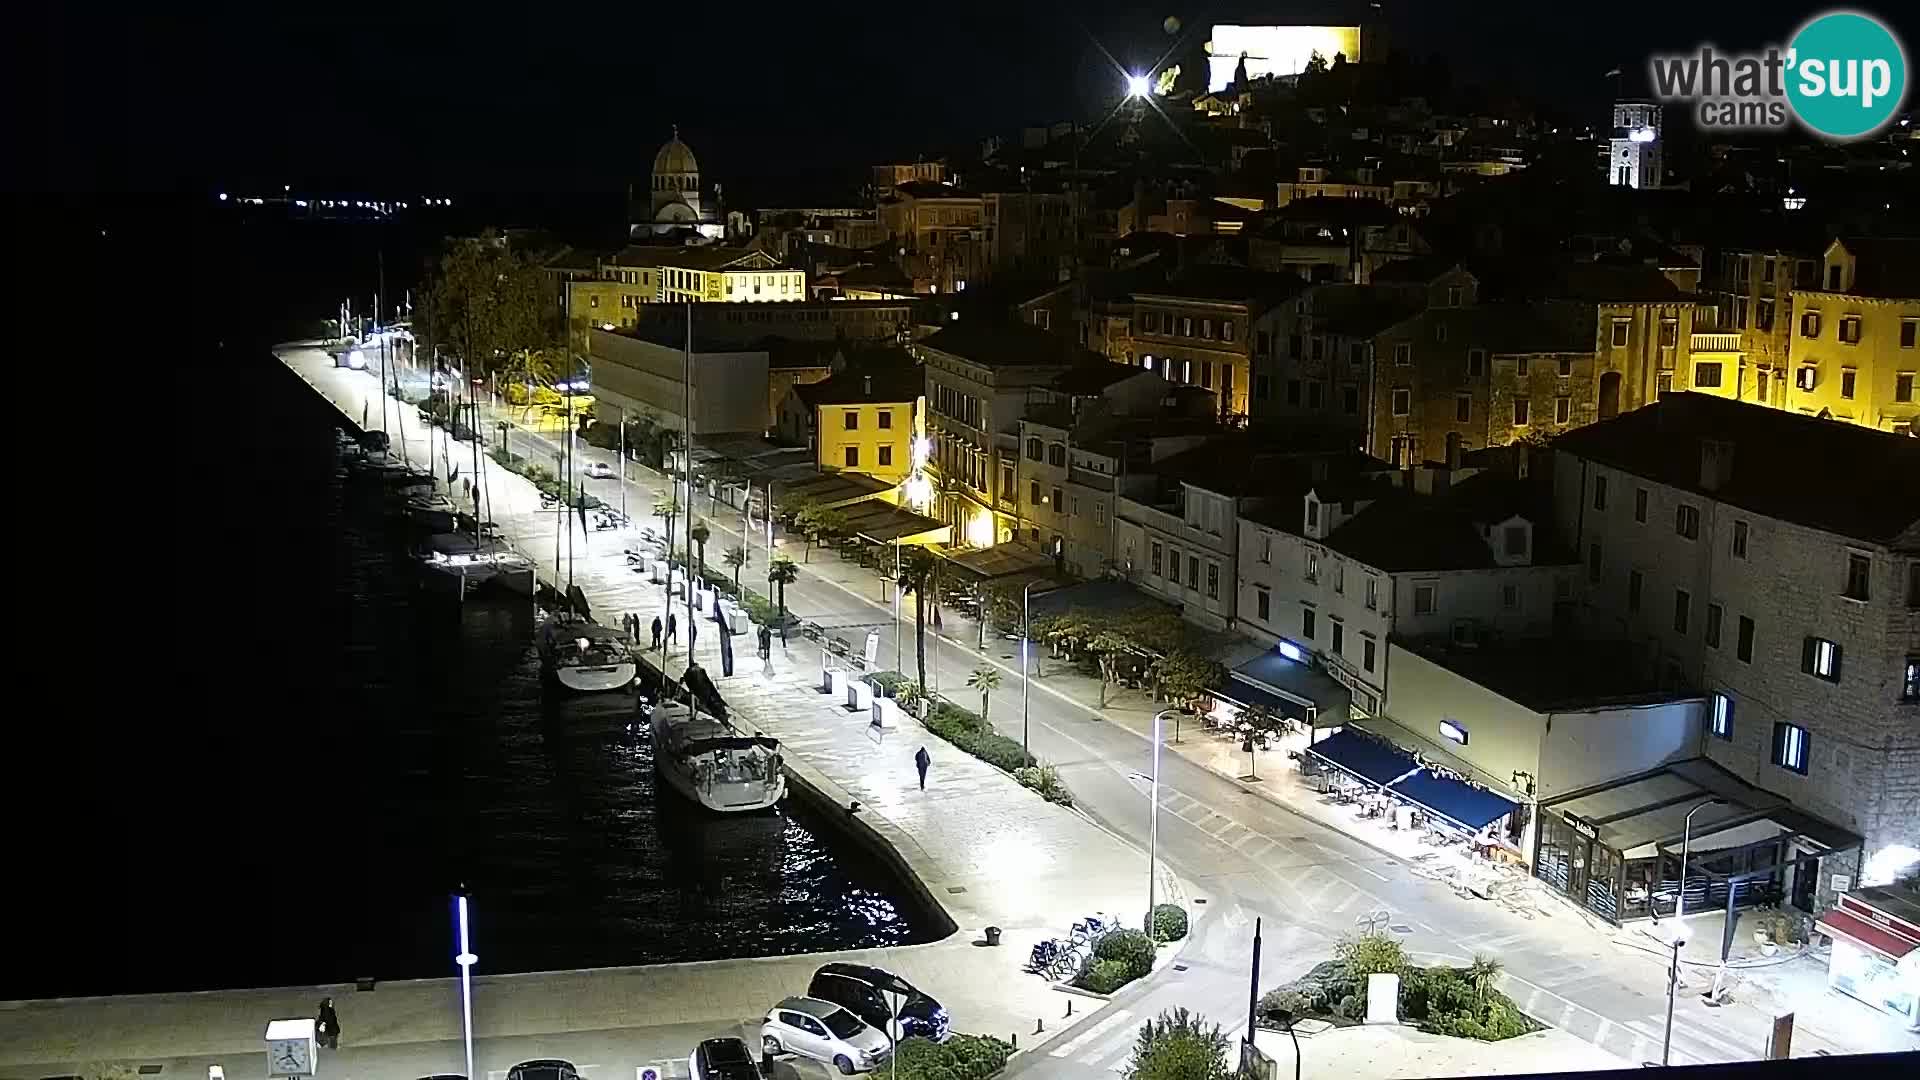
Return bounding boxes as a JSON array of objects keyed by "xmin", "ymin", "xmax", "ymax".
[
  {"xmin": 1830, "ymin": 644, "xmax": 1843, "ymax": 682},
  {"xmin": 1772, "ymin": 722, "xmax": 1787, "ymax": 762},
  {"xmin": 1801, "ymin": 636, "xmax": 1816, "ymax": 674}
]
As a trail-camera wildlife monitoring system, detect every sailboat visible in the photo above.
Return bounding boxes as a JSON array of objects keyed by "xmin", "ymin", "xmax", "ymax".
[{"xmin": 534, "ymin": 381, "xmax": 635, "ymax": 691}]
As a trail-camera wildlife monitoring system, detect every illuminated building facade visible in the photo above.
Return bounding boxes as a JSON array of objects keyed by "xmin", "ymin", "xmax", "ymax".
[
  {"xmin": 635, "ymin": 129, "xmax": 726, "ymax": 239},
  {"xmin": 880, "ymin": 181, "xmax": 985, "ymax": 294},
  {"xmin": 779, "ymin": 356, "xmax": 924, "ymax": 485},
  {"xmin": 1608, "ymin": 102, "xmax": 1663, "ymax": 190},
  {"xmin": 1785, "ymin": 238, "xmax": 1920, "ymax": 434},
  {"xmin": 1132, "ymin": 267, "xmax": 1311, "ymax": 422},
  {"xmin": 1205, "ymin": 24, "xmax": 1365, "ymax": 91}
]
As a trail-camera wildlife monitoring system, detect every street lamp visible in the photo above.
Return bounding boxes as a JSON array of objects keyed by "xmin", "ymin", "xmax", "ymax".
[
  {"xmin": 1126, "ymin": 73, "xmax": 1151, "ymax": 98},
  {"xmin": 1661, "ymin": 929, "xmax": 1686, "ymax": 1066},
  {"xmin": 1020, "ymin": 579, "xmax": 1037, "ymax": 758},
  {"xmin": 1271, "ymin": 1011, "xmax": 1302, "ymax": 1080},
  {"xmin": 1148, "ymin": 709, "xmax": 1172, "ymax": 940},
  {"xmin": 1673, "ymin": 798, "xmax": 1727, "ymax": 925},
  {"xmin": 453, "ymin": 892, "xmax": 478, "ymax": 1080}
]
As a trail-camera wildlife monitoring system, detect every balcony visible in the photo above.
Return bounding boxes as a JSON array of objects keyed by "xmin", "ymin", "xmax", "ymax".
[{"xmin": 1691, "ymin": 332, "xmax": 1743, "ymax": 353}]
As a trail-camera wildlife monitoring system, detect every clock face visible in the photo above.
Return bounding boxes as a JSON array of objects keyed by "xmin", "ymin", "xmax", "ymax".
[{"xmin": 269, "ymin": 1038, "xmax": 311, "ymax": 1074}]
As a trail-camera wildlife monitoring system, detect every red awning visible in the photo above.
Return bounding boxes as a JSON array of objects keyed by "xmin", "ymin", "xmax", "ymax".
[{"xmin": 1815, "ymin": 910, "xmax": 1919, "ymax": 961}]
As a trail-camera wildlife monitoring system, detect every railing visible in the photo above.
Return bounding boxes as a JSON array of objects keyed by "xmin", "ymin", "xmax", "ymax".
[{"xmin": 1691, "ymin": 332, "xmax": 1742, "ymax": 352}]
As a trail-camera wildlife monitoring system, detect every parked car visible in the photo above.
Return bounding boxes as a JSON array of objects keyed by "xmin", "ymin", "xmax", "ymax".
[
  {"xmin": 761, "ymin": 996, "xmax": 892, "ymax": 1074},
  {"xmin": 690, "ymin": 1036, "xmax": 764, "ymax": 1080},
  {"xmin": 583, "ymin": 461, "xmax": 616, "ymax": 479},
  {"xmin": 506, "ymin": 1061, "xmax": 579, "ymax": 1080},
  {"xmin": 808, "ymin": 962, "xmax": 950, "ymax": 1042}
]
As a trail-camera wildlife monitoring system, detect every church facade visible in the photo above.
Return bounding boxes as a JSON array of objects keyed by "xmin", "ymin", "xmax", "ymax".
[{"xmin": 632, "ymin": 128, "xmax": 726, "ymax": 240}]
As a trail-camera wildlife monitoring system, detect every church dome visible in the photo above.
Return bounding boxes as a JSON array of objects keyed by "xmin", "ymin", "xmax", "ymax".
[{"xmin": 653, "ymin": 130, "xmax": 699, "ymax": 178}]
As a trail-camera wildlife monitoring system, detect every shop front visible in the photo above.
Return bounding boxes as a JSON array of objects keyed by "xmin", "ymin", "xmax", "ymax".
[
  {"xmin": 1535, "ymin": 758, "xmax": 1863, "ymax": 936},
  {"xmin": 1814, "ymin": 886, "xmax": 1920, "ymax": 1032}
]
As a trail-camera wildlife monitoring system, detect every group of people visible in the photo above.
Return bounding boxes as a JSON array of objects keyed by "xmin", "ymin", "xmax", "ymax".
[{"xmin": 620, "ymin": 610, "xmax": 683, "ymax": 650}]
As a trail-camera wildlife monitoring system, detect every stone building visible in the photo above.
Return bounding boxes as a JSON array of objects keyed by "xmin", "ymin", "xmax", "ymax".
[{"xmin": 1551, "ymin": 393, "xmax": 1920, "ymax": 908}]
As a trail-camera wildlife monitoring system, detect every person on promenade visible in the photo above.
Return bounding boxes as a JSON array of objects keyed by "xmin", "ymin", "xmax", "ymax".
[
  {"xmin": 914, "ymin": 746, "xmax": 932, "ymax": 791},
  {"xmin": 651, "ymin": 616, "xmax": 663, "ymax": 650},
  {"xmin": 316, "ymin": 996, "xmax": 341, "ymax": 1049},
  {"xmin": 687, "ymin": 617, "xmax": 698, "ymax": 652}
]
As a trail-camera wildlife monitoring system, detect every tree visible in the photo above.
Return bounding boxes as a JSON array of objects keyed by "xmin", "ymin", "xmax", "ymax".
[
  {"xmin": 898, "ymin": 546, "xmax": 941, "ymax": 694},
  {"xmin": 722, "ymin": 543, "xmax": 747, "ymax": 591},
  {"xmin": 967, "ymin": 667, "xmax": 1002, "ymax": 722},
  {"xmin": 1240, "ymin": 704, "xmax": 1287, "ymax": 748},
  {"xmin": 653, "ymin": 495, "xmax": 680, "ymax": 576},
  {"xmin": 689, "ymin": 520, "xmax": 712, "ymax": 583},
  {"xmin": 767, "ymin": 556, "xmax": 799, "ymax": 625},
  {"xmin": 1152, "ymin": 651, "xmax": 1225, "ymax": 715},
  {"xmin": 1123, "ymin": 1008, "xmax": 1230, "ymax": 1080},
  {"xmin": 425, "ymin": 230, "xmax": 556, "ymax": 379},
  {"xmin": 1089, "ymin": 628, "xmax": 1135, "ymax": 708},
  {"xmin": 1468, "ymin": 954, "xmax": 1503, "ymax": 1003}
]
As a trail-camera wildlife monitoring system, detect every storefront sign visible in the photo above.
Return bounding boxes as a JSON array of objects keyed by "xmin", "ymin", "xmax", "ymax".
[
  {"xmin": 1565, "ymin": 814, "xmax": 1599, "ymax": 841},
  {"xmin": 1832, "ymin": 874, "xmax": 1852, "ymax": 893}
]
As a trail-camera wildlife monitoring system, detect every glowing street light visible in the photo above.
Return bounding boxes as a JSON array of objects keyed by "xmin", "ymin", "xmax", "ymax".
[
  {"xmin": 454, "ymin": 893, "xmax": 478, "ymax": 1080},
  {"xmin": 1126, "ymin": 73, "xmax": 1151, "ymax": 98}
]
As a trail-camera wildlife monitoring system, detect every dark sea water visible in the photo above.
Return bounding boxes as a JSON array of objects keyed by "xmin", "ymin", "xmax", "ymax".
[{"xmin": 6, "ymin": 201, "xmax": 933, "ymax": 1000}]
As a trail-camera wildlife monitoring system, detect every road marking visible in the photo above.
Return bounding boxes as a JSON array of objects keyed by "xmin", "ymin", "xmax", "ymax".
[
  {"xmin": 1592, "ymin": 1018, "xmax": 1614, "ymax": 1047},
  {"xmin": 1049, "ymin": 1008, "xmax": 1135, "ymax": 1057},
  {"xmin": 1351, "ymin": 862, "xmax": 1391, "ymax": 882},
  {"xmin": 1234, "ymin": 833, "xmax": 1273, "ymax": 857}
]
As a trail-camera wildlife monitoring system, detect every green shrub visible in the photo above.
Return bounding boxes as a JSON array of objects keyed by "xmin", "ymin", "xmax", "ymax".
[
  {"xmin": 1096, "ymin": 928, "xmax": 1157, "ymax": 979},
  {"xmin": 1126, "ymin": 1009, "xmax": 1231, "ymax": 1080},
  {"xmin": 892, "ymin": 1034, "xmax": 1012, "ymax": 1080},
  {"xmin": 1150, "ymin": 903, "xmax": 1189, "ymax": 941},
  {"xmin": 1076, "ymin": 958, "xmax": 1133, "ymax": 994},
  {"xmin": 1256, "ymin": 988, "xmax": 1309, "ymax": 1023},
  {"xmin": 1335, "ymin": 932, "xmax": 1407, "ymax": 977},
  {"xmin": 1334, "ymin": 994, "xmax": 1359, "ymax": 1020},
  {"xmin": 1014, "ymin": 764, "xmax": 1075, "ymax": 806}
]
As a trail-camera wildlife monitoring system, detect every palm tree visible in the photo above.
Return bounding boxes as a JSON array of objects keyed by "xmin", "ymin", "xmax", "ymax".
[
  {"xmin": 767, "ymin": 556, "xmax": 799, "ymax": 627},
  {"xmin": 722, "ymin": 543, "xmax": 747, "ymax": 592},
  {"xmin": 967, "ymin": 667, "xmax": 1002, "ymax": 722},
  {"xmin": 1468, "ymin": 954, "xmax": 1503, "ymax": 1002},
  {"xmin": 652, "ymin": 495, "xmax": 679, "ymax": 589},
  {"xmin": 898, "ymin": 547, "xmax": 940, "ymax": 693},
  {"xmin": 689, "ymin": 520, "xmax": 711, "ymax": 586}
]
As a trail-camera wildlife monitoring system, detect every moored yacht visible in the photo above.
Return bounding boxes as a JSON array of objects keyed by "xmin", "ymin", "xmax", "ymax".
[
  {"xmin": 648, "ymin": 691, "xmax": 785, "ymax": 812},
  {"xmin": 538, "ymin": 611, "xmax": 637, "ymax": 693},
  {"xmin": 417, "ymin": 534, "xmax": 535, "ymax": 598}
]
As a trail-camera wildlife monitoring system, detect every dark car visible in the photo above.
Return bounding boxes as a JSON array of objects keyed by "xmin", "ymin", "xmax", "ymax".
[
  {"xmin": 807, "ymin": 963, "xmax": 950, "ymax": 1042},
  {"xmin": 691, "ymin": 1036, "xmax": 765, "ymax": 1080},
  {"xmin": 507, "ymin": 1061, "xmax": 580, "ymax": 1080}
]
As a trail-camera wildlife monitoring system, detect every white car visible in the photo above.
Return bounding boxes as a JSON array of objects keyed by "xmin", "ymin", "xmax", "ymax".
[
  {"xmin": 761, "ymin": 996, "xmax": 892, "ymax": 1074},
  {"xmin": 582, "ymin": 461, "xmax": 616, "ymax": 480}
]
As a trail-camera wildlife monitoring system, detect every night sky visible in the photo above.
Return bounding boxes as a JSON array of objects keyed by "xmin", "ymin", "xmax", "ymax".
[{"xmin": 25, "ymin": 1, "xmax": 1910, "ymax": 197}]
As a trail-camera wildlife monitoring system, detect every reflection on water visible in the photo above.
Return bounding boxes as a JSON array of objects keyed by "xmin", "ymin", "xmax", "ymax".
[{"xmin": 10, "ymin": 359, "xmax": 933, "ymax": 999}]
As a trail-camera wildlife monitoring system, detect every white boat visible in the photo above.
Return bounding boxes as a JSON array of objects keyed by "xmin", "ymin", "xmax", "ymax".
[
  {"xmin": 417, "ymin": 534, "xmax": 535, "ymax": 598},
  {"xmin": 649, "ymin": 698, "xmax": 785, "ymax": 812},
  {"xmin": 538, "ymin": 613, "xmax": 637, "ymax": 693}
]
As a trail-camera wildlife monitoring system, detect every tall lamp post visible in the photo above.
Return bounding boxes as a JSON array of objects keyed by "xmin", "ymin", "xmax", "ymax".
[
  {"xmin": 453, "ymin": 892, "xmax": 478, "ymax": 1080},
  {"xmin": 1661, "ymin": 929, "xmax": 1687, "ymax": 1066},
  {"xmin": 1020, "ymin": 580, "xmax": 1037, "ymax": 757},
  {"xmin": 1147, "ymin": 709, "xmax": 1171, "ymax": 939},
  {"xmin": 1666, "ymin": 796, "xmax": 1726, "ymax": 995}
]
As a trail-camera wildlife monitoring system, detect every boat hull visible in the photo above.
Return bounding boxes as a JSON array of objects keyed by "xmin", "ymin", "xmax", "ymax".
[
  {"xmin": 655, "ymin": 758, "xmax": 786, "ymax": 813},
  {"xmin": 551, "ymin": 662, "xmax": 637, "ymax": 693}
]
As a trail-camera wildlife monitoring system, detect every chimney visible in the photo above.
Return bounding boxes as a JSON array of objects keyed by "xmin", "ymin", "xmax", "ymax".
[
  {"xmin": 863, "ymin": 374, "xmax": 873, "ymax": 397},
  {"xmin": 1446, "ymin": 436, "xmax": 1465, "ymax": 470},
  {"xmin": 1700, "ymin": 438, "xmax": 1734, "ymax": 491}
]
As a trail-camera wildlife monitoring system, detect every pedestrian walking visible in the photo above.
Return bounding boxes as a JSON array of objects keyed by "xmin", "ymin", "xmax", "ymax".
[
  {"xmin": 933, "ymin": 606, "xmax": 943, "ymax": 633},
  {"xmin": 666, "ymin": 612, "xmax": 678, "ymax": 644},
  {"xmin": 914, "ymin": 746, "xmax": 931, "ymax": 791},
  {"xmin": 757, "ymin": 625, "xmax": 772, "ymax": 660},
  {"xmin": 316, "ymin": 996, "xmax": 341, "ymax": 1050},
  {"xmin": 651, "ymin": 616, "xmax": 663, "ymax": 649},
  {"xmin": 687, "ymin": 618, "xmax": 698, "ymax": 652}
]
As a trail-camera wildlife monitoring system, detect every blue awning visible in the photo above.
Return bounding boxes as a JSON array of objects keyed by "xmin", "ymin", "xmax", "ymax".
[
  {"xmin": 1210, "ymin": 675, "xmax": 1313, "ymax": 723},
  {"xmin": 1304, "ymin": 729, "xmax": 1419, "ymax": 788},
  {"xmin": 1232, "ymin": 649, "xmax": 1352, "ymax": 720},
  {"xmin": 1389, "ymin": 769, "xmax": 1519, "ymax": 833}
]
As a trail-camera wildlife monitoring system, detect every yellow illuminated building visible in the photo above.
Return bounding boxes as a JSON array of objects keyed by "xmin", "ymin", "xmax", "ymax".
[
  {"xmin": 1205, "ymin": 24, "xmax": 1364, "ymax": 90},
  {"xmin": 780, "ymin": 360, "xmax": 925, "ymax": 486},
  {"xmin": 566, "ymin": 279, "xmax": 655, "ymax": 348},
  {"xmin": 1785, "ymin": 238, "xmax": 1920, "ymax": 434}
]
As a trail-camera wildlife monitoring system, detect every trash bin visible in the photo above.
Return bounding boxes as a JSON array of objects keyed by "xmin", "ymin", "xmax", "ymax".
[{"xmin": 985, "ymin": 926, "xmax": 1002, "ymax": 946}]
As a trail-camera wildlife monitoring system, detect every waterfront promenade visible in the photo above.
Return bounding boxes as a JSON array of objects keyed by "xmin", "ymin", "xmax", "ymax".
[{"xmin": 0, "ymin": 346, "xmax": 1166, "ymax": 1079}]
